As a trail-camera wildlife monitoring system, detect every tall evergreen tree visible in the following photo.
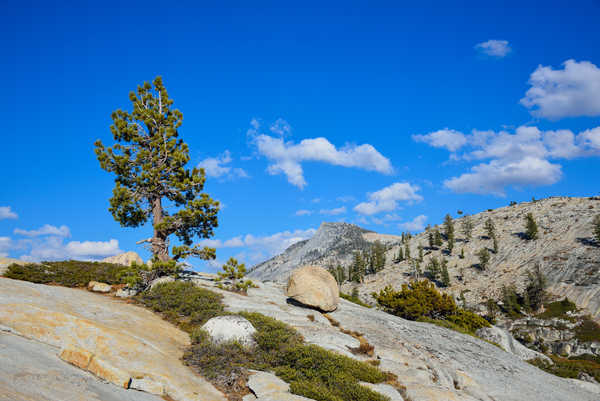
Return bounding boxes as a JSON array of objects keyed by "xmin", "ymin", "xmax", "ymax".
[
  {"xmin": 440, "ymin": 260, "xmax": 450, "ymax": 288},
  {"xmin": 351, "ymin": 251, "xmax": 366, "ymax": 282},
  {"xmin": 525, "ymin": 264, "xmax": 546, "ymax": 311},
  {"xmin": 525, "ymin": 213, "xmax": 538, "ymax": 240},
  {"xmin": 95, "ymin": 77, "xmax": 219, "ymax": 264},
  {"xmin": 404, "ymin": 243, "xmax": 411, "ymax": 260},
  {"xmin": 433, "ymin": 229, "xmax": 443, "ymax": 248}
]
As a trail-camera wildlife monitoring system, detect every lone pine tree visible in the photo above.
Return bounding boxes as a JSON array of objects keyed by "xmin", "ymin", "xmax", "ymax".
[{"xmin": 95, "ymin": 77, "xmax": 219, "ymax": 264}]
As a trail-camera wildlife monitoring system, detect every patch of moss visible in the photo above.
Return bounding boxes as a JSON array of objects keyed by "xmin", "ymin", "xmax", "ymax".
[
  {"xmin": 4, "ymin": 260, "xmax": 148, "ymax": 287},
  {"xmin": 340, "ymin": 292, "xmax": 372, "ymax": 308}
]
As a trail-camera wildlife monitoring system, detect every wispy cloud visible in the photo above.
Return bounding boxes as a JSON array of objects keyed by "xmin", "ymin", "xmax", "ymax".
[
  {"xmin": 14, "ymin": 224, "xmax": 71, "ymax": 237},
  {"xmin": 520, "ymin": 59, "xmax": 600, "ymax": 119},
  {"xmin": 295, "ymin": 209, "xmax": 312, "ymax": 216},
  {"xmin": 474, "ymin": 40, "xmax": 511, "ymax": 58},
  {"xmin": 319, "ymin": 206, "xmax": 347, "ymax": 216},
  {"xmin": 412, "ymin": 129, "xmax": 467, "ymax": 152},
  {"xmin": 399, "ymin": 215, "xmax": 428, "ymax": 231},
  {"xmin": 198, "ymin": 150, "xmax": 249, "ymax": 180}
]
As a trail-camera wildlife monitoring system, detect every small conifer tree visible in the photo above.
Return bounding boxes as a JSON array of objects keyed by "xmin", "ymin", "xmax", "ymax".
[
  {"xmin": 459, "ymin": 248, "xmax": 465, "ymax": 259},
  {"xmin": 461, "ymin": 215, "xmax": 473, "ymax": 242},
  {"xmin": 404, "ymin": 243, "xmax": 411, "ymax": 260},
  {"xmin": 484, "ymin": 218, "xmax": 496, "ymax": 239},
  {"xmin": 525, "ymin": 213, "xmax": 538, "ymax": 240},
  {"xmin": 418, "ymin": 244, "xmax": 424, "ymax": 262},
  {"xmin": 476, "ymin": 248, "xmax": 490, "ymax": 270},
  {"xmin": 216, "ymin": 257, "xmax": 255, "ymax": 293},
  {"xmin": 433, "ymin": 229, "xmax": 443, "ymax": 248},
  {"xmin": 440, "ymin": 259, "xmax": 450, "ymax": 287}
]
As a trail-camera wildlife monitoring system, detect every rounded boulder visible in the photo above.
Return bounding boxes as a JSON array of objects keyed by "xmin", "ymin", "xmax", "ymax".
[
  {"xmin": 285, "ymin": 265, "xmax": 339, "ymax": 312},
  {"xmin": 201, "ymin": 315, "xmax": 257, "ymax": 348}
]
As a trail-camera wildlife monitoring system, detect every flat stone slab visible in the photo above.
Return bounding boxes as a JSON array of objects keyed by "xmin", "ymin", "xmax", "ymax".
[{"xmin": 248, "ymin": 370, "xmax": 290, "ymax": 397}]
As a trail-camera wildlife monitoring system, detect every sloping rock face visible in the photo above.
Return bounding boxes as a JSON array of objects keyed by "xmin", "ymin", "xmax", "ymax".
[
  {"xmin": 187, "ymin": 275, "xmax": 599, "ymax": 401},
  {"xmin": 475, "ymin": 325, "xmax": 550, "ymax": 362},
  {"xmin": 102, "ymin": 251, "xmax": 143, "ymax": 266},
  {"xmin": 249, "ymin": 222, "xmax": 397, "ymax": 283},
  {"xmin": 286, "ymin": 265, "xmax": 339, "ymax": 311},
  {"xmin": 322, "ymin": 196, "xmax": 600, "ymax": 322},
  {"xmin": 0, "ymin": 277, "xmax": 226, "ymax": 401},
  {"xmin": 0, "ymin": 329, "xmax": 162, "ymax": 401}
]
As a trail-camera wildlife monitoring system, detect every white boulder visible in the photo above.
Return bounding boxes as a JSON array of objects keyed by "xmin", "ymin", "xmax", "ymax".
[
  {"xmin": 201, "ymin": 315, "xmax": 257, "ymax": 347},
  {"xmin": 88, "ymin": 281, "xmax": 112, "ymax": 293}
]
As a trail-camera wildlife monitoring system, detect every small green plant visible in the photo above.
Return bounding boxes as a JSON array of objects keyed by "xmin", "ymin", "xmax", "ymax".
[
  {"xmin": 459, "ymin": 248, "xmax": 465, "ymax": 259},
  {"xmin": 444, "ymin": 214, "xmax": 455, "ymax": 254},
  {"xmin": 525, "ymin": 213, "xmax": 538, "ymax": 240},
  {"xmin": 216, "ymin": 257, "xmax": 256, "ymax": 294},
  {"xmin": 476, "ymin": 248, "xmax": 490, "ymax": 270}
]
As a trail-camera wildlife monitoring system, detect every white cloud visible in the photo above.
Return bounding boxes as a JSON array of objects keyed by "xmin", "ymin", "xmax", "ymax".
[
  {"xmin": 415, "ymin": 125, "xmax": 600, "ymax": 196},
  {"xmin": 14, "ymin": 224, "xmax": 71, "ymax": 237},
  {"xmin": 198, "ymin": 150, "xmax": 249, "ymax": 180},
  {"xmin": 579, "ymin": 127, "xmax": 600, "ymax": 152},
  {"xmin": 295, "ymin": 209, "xmax": 312, "ymax": 216},
  {"xmin": 474, "ymin": 40, "xmax": 511, "ymax": 58},
  {"xmin": 64, "ymin": 239, "xmax": 121, "ymax": 257},
  {"xmin": 0, "ymin": 206, "xmax": 18, "ymax": 220},
  {"xmin": 520, "ymin": 60, "xmax": 600, "ymax": 119},
  {"xmin": 399, "ymin": 215, "xmax": 428, "ymax": 231},
  {"xmin": 444, "ymin": 157, "xmax": 562, "ymax": 196},
  {"xmin": 319, "ymin": 206, "xmax": 347, "ymax": 216},
  {"xmin": 250, "ymin": 120, "xmax": 393, "ymax": 188},
  {"xmin": 412, "ymin": 129, "xmax": 467, "ymax": 152},
  {"xmin": 354, "ymin": 182, "xmax": 423, "ymax": 215},
  {"xmin": 17, "ymin": 237, "xmax": 122, "ymax": 262}
]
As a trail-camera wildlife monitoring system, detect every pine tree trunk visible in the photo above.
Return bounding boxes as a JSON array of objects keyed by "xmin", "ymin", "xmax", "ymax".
[{"xmin": 151, "ymin": 197, "xmax": 170, "ymax": 262}]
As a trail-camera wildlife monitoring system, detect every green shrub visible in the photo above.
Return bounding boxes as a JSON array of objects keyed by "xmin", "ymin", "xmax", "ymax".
[
  {"xmin": 373, "ymin": 280, "xmax": 489, "ymax": 335},
  {"xmin": 575, "ymin": 318, "xmax": 600, "ymax": 342},
  {"xmin": 537, "ymin": 298, "xmax": 577, "ymax": 320},
  {"xmin": 215, "ymin": 257, "xmax": 256, "ymax": 294},
  {"xmin": 185, "ymin": 310, "xmax": 391, "ymax": 401},
  {"xmin": 4, "ymin": 260, "xmax": 148, "ymax": 287},
  {"xmin": 137, "ymin": 281, "xmax": 224, "ymax": 331},
  {"xmin": 528, "ymin": 355, "xmax": 600, "ymax": 382},
  {"xmin": 340, "ymin": 292, "xmax": 372, "ymax": 308}
]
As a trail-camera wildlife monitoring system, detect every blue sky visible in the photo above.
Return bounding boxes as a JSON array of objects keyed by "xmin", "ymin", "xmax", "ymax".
[{"xmin": 1, "ymin": 1, "xmax": 599, "ymax": 270}]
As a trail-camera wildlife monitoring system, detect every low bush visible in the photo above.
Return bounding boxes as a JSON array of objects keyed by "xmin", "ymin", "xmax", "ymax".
[
  {"xmin": 373, "ymin": 280, "xmax": 489, "ymax": 335},
  {"xmin": 137, "ymin": 281, "xmax": 224, "ymax": 332},
  {"xmin": 184, "ymin": 310, "xmax": 391, "ymax": 401},
  {"xmin": 528, "ymin": 355, "xmax": 600, "ymax": 382},
  {"xmin": 4, "ymin": 260, "xmax": 149, "ymax": 287},
  {"xmin": 340, "ymin": 292, "xmax": 372, "ymax": 308},
  {"xmin": 537, "ymin": 298, "xmax": 577, "ymax": 320},
  {"xmin": 575, "ymin": 318, "xmax": 600, "ymax": 343}
]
